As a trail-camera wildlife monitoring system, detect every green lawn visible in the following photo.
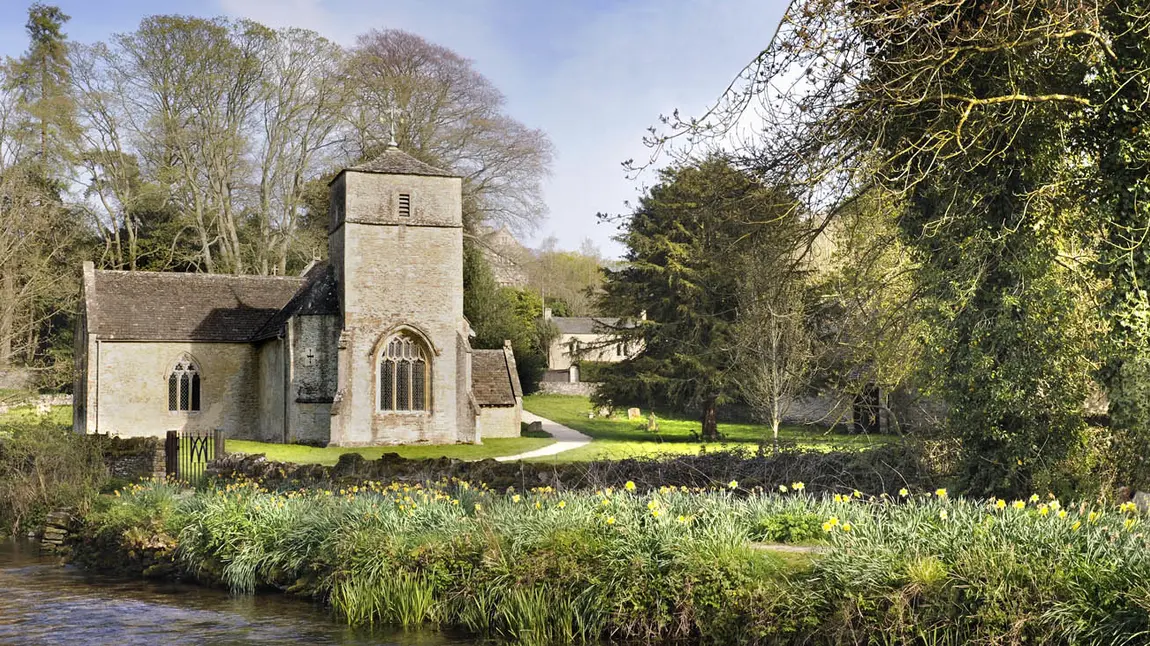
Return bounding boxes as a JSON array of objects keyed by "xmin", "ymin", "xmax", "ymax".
[
  {"xmin": 523, "ymin": 394, "xmax": 894, "ymax": 462},
  {"xmin": 0, "ymin": 404, "xmax": 71, "ymax": 428},
  {"xmin": 227, "ymin": 436, "xmax": 554, "ymax": 466}
]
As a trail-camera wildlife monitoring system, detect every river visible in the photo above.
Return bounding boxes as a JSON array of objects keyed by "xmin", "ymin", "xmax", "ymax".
[{"xmin": 0, "ymin": 540, "xmax": 470, "ymax": 646}]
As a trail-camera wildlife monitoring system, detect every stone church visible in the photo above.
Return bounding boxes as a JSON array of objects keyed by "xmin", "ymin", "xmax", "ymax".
[{"xmin": 72, "ymin": 145, "xmax": 523, "ymax": 446}]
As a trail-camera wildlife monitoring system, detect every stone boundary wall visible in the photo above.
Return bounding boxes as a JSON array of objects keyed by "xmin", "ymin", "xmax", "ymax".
[
  {"xmin": 93, "ymin": 436, "xmax": 166, "ymax": 481},
  {"xmin": 538, "ymin": 382, "xmax": 596, "ymax": 397},
  {"xmin": 208, "ymin": 443, "xmax": 936, "ymax": 496}
]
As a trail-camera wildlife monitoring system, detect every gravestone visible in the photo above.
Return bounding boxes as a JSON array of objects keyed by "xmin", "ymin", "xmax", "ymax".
[
  {"xmin": 597, "ymin": 406, "xmax": 612, "ymax": 418},
  {"xmin": 527, "ymin": 421, "xmax": 543, "ymax": 435},
  {"xmin": 1134, "ymin": 491, "xmax": 1150, "ymax": 514},
  {"xmin": 627, "ymin": 407, "xmax": 641, "ymax": 420}
]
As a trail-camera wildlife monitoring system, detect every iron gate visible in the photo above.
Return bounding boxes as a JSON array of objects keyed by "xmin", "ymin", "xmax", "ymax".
[{"xmin": 165, "ymin": 429, "xmax": 224, "ymax": 485}]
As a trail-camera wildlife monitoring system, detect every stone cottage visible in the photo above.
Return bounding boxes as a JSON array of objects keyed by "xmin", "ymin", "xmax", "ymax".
[{"xmin": 72, "ymin": 145, "xmax": 523, "ymax": 446}]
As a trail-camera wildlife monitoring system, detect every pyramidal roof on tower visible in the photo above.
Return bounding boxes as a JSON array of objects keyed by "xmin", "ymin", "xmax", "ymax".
[{"xmin": 346, "ymin": 144, "xmax": 458, "ymax": 178}]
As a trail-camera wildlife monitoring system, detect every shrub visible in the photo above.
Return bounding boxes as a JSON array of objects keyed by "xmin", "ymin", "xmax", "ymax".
[
  {"xmin": 0, "ymin": 418, "xmax": 108, "ymax": 535},
  {"xmin": 750, "ymin": 511, "xmax": 823, "ymax": 544}
]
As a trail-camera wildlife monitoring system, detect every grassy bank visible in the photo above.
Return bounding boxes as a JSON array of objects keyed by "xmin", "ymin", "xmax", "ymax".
[
  {"xmin": 77, "ymin": 479, "xmax": 1149, "ymax": 645},
  {"xmin": 226, "ymin": 437, "xmax": 554, "ymax": 466},
  {"xmin": 523, "ymin": 394, "xmax": 892, "ymax": 461}
]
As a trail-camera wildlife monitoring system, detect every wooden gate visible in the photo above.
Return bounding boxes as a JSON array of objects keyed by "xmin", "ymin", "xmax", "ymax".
[{"xmin": 165, "ymin": 429, "xmax": 224, "ymax": 485}]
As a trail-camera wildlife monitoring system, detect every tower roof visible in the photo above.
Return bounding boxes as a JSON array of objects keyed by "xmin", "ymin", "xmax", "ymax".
[{"xmin": 343, "ymin": 145, "xmax": 458, "ymax": 179}]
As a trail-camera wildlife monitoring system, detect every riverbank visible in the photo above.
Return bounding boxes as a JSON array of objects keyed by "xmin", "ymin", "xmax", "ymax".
[
  {"xmin": 69, "ymin": 479, "xmax": 1150, "ymax": 645},
  {"xmin": 0, "ymin": 538, "xmax": 461, "ymax": 645}
]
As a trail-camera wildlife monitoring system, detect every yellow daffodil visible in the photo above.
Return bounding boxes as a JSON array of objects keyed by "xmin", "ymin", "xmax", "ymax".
[
  {"xmin": 512, "ymin": 494, "xmax": 521, "ymax": 503},
  {"xmin": 853, "ymin": 490, "xmax": 862, "ymax": 498},
  {"xmin": 1125, "ymin": 518, "xmax": 1137, "ymax": 530},
  {"xmin": 557, "ymin": 500, "xmax": 566, "ymax": 509},
  {"xmin": 652, "ymin": 509, "xmax": 662, "ymax": 518},
  {"xmin": 935, "ymin": 488, "xmax": 947, "ymax": 498},
  {"xmin": 606, "ymin": 516, "xmax": 615, "ymax": 525},
  {"xmin": 1057, "ymin": 510, "xmax": 1068, "ymax": 519},
  {"xmin": 939, "ymin": 509, "xmax": 948, "ymax": 520},
  {"xmin": 841, "ymin": 522, "xmax": 852, "ymax": 532},
  {"xmin": 822, "ymin": 520, "xmax": 835, "ymax": 532},
  {"xmin": 1038, "ymin": 504, "xmax": 1049, "ymax": 516},
  {"xmin": 899, "ymin": 488, "xmax": 909, "ymax": 497},
  {"xmin": 728, "ymin": 480, "xmax": 739, "ymax": 489},
  {"xmin": 792, "ymin": 482, "xmax": 805, "ymax": 491},
  {"xmin": 1071, "ymin": 520, "xmax": 1081, "ymax": 531},
  {"xmin": 995, "ymin": 499, "xmax": 1006, "ymax": 510},
  {"xmin": 1029, "ymin": 494, "xmax": 1040, "ymax": 504},
  {"xmin": 779, "ymin": 485, "xmax": 788, "ymax": 493},
  {"xmin": 1012, "ymin": 500, "xmax": 1025, "ymax": 510},
  {"xmin": 624, "ymin": 481, "xmax": 636, "ymax": 492},
  {"xmin": 474, "ymin": 503, "xmax": 482, "ymax": 512},
  {"xmin": 677, "ymin": 515, "xmax": 688, "ymax": 524},
  {"xmin": 1088, "ymin": 511, "xmax": 1099, "ymax": 523}
]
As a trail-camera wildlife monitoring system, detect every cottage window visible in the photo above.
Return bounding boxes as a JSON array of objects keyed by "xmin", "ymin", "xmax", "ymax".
[
  {"xmin": 168, "ymin": 358, "xmax": 201, "ymax": 412},
  {"xmin": 379, "ymin": 334, "xmax": 429, "ymax": 411}
]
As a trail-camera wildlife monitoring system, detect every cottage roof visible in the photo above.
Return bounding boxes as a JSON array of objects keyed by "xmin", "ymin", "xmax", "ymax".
[
  {"xmin": 89, "ymin": 270, "xmax": 304, "ymax": 342},
  {"xmin": 550, "ymin": 316, "xmax": 624, "ymax": 335},
  {"xmin": 250, "ymin": 262, "xmax": 341, "ymax": 341},
  {"xmin": 471, "ymin": 348, "xmax": 522, "ymax": 407},
  {"xmin": 343, "ymin": 145, "xmax": 457, "ymax": 179}
]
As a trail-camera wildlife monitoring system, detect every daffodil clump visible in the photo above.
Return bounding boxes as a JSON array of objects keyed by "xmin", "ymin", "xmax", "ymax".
[{"xmin": 82, "ymin": 479, "xmax": 1150, "ymax": 645}]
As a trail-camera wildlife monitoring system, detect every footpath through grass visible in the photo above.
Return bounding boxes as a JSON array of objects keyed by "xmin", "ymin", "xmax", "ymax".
[{"xmin": 523, "ymin": 394, "xmax": 892, "ymax": 461}]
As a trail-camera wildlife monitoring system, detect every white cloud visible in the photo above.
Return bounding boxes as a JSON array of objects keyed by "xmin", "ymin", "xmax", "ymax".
[{"xmin": 217, "ymin": 0, "xmax": 789, "ymax": 257}]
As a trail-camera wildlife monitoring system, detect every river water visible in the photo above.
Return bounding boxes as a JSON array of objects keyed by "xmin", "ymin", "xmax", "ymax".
[{"xmin": 0, "ymin": 540, "xmax": 470, "ymax": 646}]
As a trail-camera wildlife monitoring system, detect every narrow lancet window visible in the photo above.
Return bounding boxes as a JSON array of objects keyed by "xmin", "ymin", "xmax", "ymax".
[{"xmin": 168, "ymin": 358, "xmax": 201, "ymax": 412}]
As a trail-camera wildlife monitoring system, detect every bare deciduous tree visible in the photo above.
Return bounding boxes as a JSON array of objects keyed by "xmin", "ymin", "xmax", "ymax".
[{"xmin": 346, "ymin": 30, "xmax": 553, "ymax": 233}]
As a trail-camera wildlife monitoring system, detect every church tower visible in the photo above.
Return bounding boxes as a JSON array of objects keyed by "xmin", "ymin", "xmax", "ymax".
[{"xmin": 326, "ymin": 143, "xmax": 476, "ymax": 446}]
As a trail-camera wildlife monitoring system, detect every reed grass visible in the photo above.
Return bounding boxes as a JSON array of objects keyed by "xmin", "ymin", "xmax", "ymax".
[{"xmin": 83, "ymin": 478, "xmax": 1150, "ymax": 645}]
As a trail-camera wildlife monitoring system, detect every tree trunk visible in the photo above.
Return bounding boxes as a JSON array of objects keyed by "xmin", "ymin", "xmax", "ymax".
[
  {"xmin": 701, "ymin": 397, "xmax": 719, "ymax": 441},
  {"xmin": 0, "ymin": 272, "xmax": 12, "ymax": 365},
  {"xmin": 771, "ymin": 415, "xmax": 781, "ymax": 455}
]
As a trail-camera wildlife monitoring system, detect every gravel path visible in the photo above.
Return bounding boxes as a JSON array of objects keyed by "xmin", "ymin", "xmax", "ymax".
[{"xmin": 493, "ymin": 411, "xmax": 592, "ymax": 461}]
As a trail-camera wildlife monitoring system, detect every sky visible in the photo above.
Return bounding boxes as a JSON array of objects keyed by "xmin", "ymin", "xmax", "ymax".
[{"xmin": 0, "ymin": 0, "xmax": 789, "ymax": 258}]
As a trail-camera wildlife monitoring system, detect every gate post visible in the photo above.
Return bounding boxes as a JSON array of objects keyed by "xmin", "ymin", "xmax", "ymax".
[
  {"xmin": 213, "ymin": 429, "xmax": 225, "ymax": 461},
  {"xmin": 164, "ymin": 430, "xmax": 179, "ymax": 480}
]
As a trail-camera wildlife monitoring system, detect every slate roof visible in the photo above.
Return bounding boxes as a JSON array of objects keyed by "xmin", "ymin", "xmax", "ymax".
[
  {"xmin": 344, "ymin": 145, "xmax": 457, "ymax": 178},
  {"xmin": 550, "ymin": 317, "xmax": 623, "ymax": 335},
  {"xmin": 472, "ymin": 349, "xmax": 521, "ymax": 407},
  {"xmin": 89, "ymin": 270, "xmax": 305, "ymax": 342},
  {"xmin": 251, "ymin": 262, "xmax": 341, "ymax": 341}
]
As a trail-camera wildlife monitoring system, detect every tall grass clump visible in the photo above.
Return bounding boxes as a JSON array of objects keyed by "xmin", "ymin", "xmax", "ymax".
[
  {"xmin": 76, "ymin": 478, "xmax": 1150, "ymax": 645},
  {"xmin": 0, "ymin": 418, "xmax": 108, "ymax": 535}
]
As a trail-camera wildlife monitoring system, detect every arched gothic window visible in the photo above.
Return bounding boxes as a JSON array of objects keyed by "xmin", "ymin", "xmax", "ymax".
[
  {"xmin": 168, "ymin": 357, "xmax": 201, "ymax": 412},
  {"xmin": 379, "ymin": 335, "xmax": 429, "ymax": 411}
]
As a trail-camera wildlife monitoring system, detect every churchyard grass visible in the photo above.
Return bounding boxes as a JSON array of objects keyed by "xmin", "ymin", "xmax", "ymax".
[
  {"xmin": 523, "ymin": 394, "xmax": 893, "ymax": 461},
  {"xmin": 78, "ymin": 478, "xmax": 1150, "ymax": 644},
  {"xmin": 226, "ymin": 437, "xmax": 555, "ymax": 465},
  {"xmin": 0, "ymin": 404, "xmax": 71, "ymax": 430}
]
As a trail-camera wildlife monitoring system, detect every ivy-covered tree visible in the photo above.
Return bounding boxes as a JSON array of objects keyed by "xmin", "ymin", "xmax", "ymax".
[
  {"xmin": 1092, "ymin": 0, "xmax": 1150, "ymax": 487},
  {"xmin": 598, "ymin": 157, "xmax": 804, "ymax": 441}
]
